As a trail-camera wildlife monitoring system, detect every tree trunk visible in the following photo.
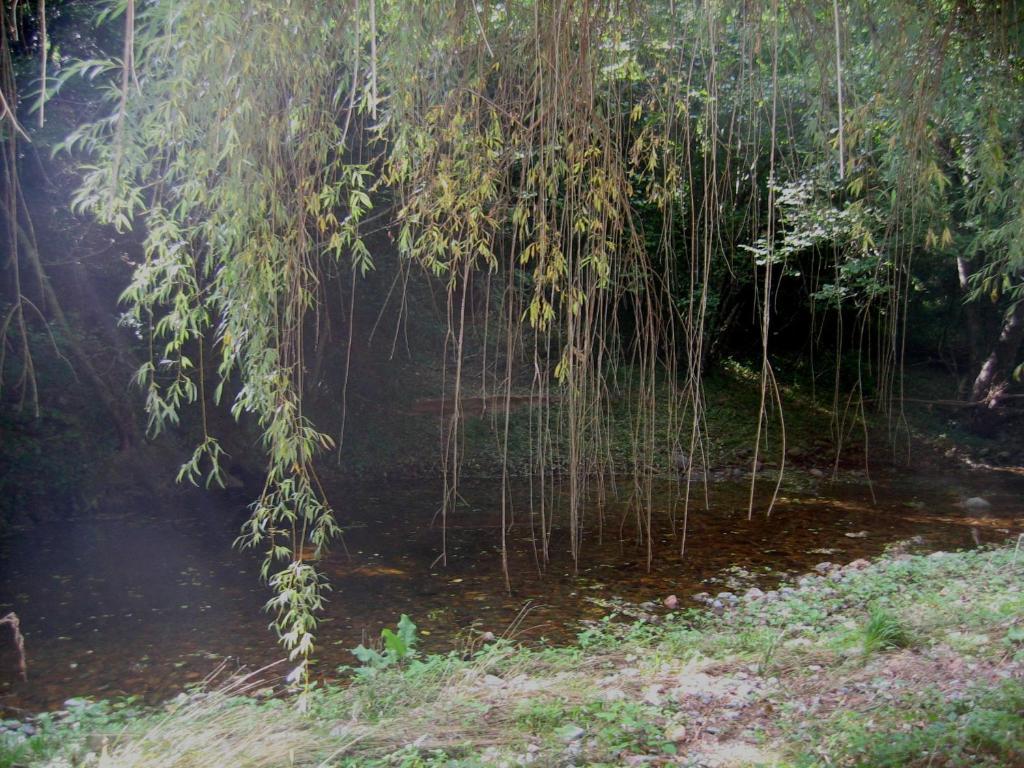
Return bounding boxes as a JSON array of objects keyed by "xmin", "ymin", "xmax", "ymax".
[
  {"xmin": 957, "ymin": 255, "xmax": 983, "ymax": 374},
  {"xmin": 969, "ymin": 298, "xmax": 1024, "ymax": 435}
]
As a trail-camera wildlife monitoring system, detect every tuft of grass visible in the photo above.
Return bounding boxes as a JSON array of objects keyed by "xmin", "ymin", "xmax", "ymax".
[
  {"xmin": 92, "ymin": 669, "xmax": 329, "ymax": 768},
  {"xmin": 861, "ymin": 604, "xmax": 913, "ymax": 657}
]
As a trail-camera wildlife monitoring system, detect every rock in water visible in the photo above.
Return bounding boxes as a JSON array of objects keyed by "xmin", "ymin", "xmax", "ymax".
[{"xmin": 961, "ymin": 496, "xmax": 992, "ymax": 512}]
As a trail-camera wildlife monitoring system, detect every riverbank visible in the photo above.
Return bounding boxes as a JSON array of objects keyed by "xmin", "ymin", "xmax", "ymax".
[{"xmin": 3, "ymin": 538, "xmax": 1021, "ymax": 767}]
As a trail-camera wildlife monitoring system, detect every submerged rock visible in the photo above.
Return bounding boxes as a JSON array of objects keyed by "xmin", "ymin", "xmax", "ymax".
[{"xmin": 961, "ymin": 496, "xmax": 992, "ymax": 512}]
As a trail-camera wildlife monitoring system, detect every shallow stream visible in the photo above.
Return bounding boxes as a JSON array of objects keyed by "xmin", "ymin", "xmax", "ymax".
[{"xmin": 1, "ymin": 468, "xmax": 1021, "ymax": 713}]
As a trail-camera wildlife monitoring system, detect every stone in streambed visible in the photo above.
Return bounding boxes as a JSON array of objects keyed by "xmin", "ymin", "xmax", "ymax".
[{"xmin": 961, "ymin": 497, "xmax": 991, "ymax": 512}]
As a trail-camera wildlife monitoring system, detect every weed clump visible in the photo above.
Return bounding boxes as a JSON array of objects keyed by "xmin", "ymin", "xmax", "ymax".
[{"xmin": 861, "ymin": 605, "xmax": 913, "ymax": 656}]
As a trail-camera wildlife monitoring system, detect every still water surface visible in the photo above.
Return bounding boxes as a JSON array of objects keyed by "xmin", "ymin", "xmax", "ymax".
[{"xmin": 1, "ymin": 469, "xmax": 1021, "ymax": 713}]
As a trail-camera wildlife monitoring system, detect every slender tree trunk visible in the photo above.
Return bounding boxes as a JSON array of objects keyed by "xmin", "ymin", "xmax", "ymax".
[
  {"xmin": 969, "ymin": 298, "xmax": 1024, "ymax": 434},
  {"xmin": 957, "ymin": 255, "xmax": 983, "ymax": 373}
]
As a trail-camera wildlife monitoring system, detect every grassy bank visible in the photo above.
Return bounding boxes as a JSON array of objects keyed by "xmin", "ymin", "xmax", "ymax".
[{"xmin": 3, "ymin": 539, "xmax": 1022, "ymax": 767}]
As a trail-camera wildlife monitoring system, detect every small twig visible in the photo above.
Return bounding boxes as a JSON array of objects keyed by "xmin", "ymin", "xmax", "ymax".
[
  {"xmin": 0, "ymin": 84, "xmax": 30, "ymax": 141},
  {"xmin": 1, "ymin": 612, "xmax": 27, "ymax": 681}
]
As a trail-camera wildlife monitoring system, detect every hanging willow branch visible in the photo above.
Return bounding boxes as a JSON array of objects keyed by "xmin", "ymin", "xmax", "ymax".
[{"xmin": 59, "ymin": 0, "xmax": 1024, "ymax": 667}]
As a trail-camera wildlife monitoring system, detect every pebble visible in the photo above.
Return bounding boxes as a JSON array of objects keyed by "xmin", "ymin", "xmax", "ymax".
[
  {"xmin": 663, "ymin": 594, "xmax": 679, "ymax": 609},
  {"xmin": 625, "ymin": 756, "xmax": 661, "ymax": 766},
  {"xmin": 743, "ymin": 587, "xmax": 765, "ymax": 601},
  {"xmin": 642, "ymin": 684, "xmax": 664, "ymax": 706},
  {"xmin": 558, "ymin": 725, "xmax": 586, "ymax": 743},
  {"xmin": 665, "ymin": 724, "xmax": 687, "ymax": 742}
]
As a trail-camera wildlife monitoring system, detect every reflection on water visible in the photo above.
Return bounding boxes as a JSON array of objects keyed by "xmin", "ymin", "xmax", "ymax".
[{"xmin": 1, "ymin": 469, "xmax": 1021, "ymax": 712}]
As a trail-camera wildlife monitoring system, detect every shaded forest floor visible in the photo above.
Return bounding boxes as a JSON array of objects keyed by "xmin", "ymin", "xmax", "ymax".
[{"xmin": 4, "ymin": 539, "xmax": 1022, "ymax": 767}]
